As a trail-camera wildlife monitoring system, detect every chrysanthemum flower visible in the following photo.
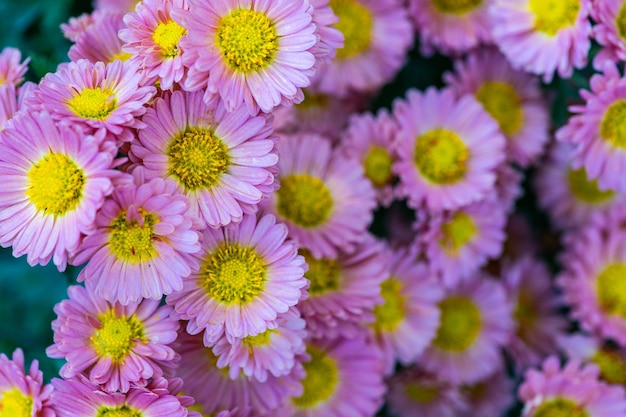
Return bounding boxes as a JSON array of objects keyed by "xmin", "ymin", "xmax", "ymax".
[
  {"xmin": 591, "ymin": 0, "xmax": 626, "ymax": 69},
  {"xmin": 369, "ymin": 247, "xmax": 443, "ymax": 376},
  {"xmin": 276, "ymin": 336, "xmax": 386, "ymax": 417},
  {"xmin": 490, "ymin": 0, "xmax": 592, "ymax": 82},
  {"xmin": 26, "ymin": 59, "xmax": 155, "ymax": 144},
  {"xmin": 47, "ymin": 283, "xmax": 180, "ymax": 393},
  {"xmin": 51, "ymin": 376, "xmax": 194, "ymax": 417},
  {"xmin": 129, "ymin": 90, "xmax": 278, "ymax": 228},
  {"xmin": 0, "ymin": 47, "xmax": 29, "ymax": 88},
  {"xmin": 71, "ymin": 175, "xmax": 200, "ymax": 305},
  {"xmin": 502, "ymin": 256, "xmax": 568, "ymax": 370},
  {"xmin": 174, "ymin": 0, "xmax": 318, "ymax": 114},
  {"xmin": 120, "ymin": 0, "xmax": 188, "ymax": 90},
  {"xmin": 556, "ymin": 62, "xmax": 626, "ymax": 193},
  {"xmin": 264, "ymin": 132, "xmax": 376, "ymax": 259},
  {"xmin": 393, "ymin": 87, "xmax": 506, "ymax": 211},
  {"xmin": 518, "ymin": 356, "xmax": 626, "ymax": 417},
  {"xmin": 419, "ymin": 273, "xmax": 513, "ymax": 384},
  {"xmin": 0, "ymin": 349, "xmax": 54, "ymax": 417},
  {"xmin": 298, "ymin": 234, "xmax": 388, "ymax": 340},
  {"xmin": 212, "ymin": 307, "xmax": 307, "ymax": 382},
  {"xmin": 535, "ymin": 143, "xmax": 624, "ymax": 230},
  {"xmin": 175, "ymin": 329, "xmax": 304, "ymax": 415},
  {"xmin": 386, "ymin": 366, "xmax": 470, "ymax": 417},
  {"xmin": 461, "ymin": 370, "xmax": 515, "ymax": 417},
  {"xmin": 338, "ymin": 109, "xmax": 399, "ymax": 206},
  {"xmin": 0, "ymin": 111, "xmax": 116, "ymax": 270},
  {"xmin": 69, "ymin": 12, "xmax": 129, "ymax": 64},
  {"xmin": 444, "ymin": 48, "xmax": 549, "ymax": 167},
  {"xmin": 407, "ymin": 0, "xmax": 493, "ymax": 56},
  {"xmin": 314, "ymin": 0, "xmax": 413, "ymax": 97},
  {"xmin": 168, "ymin": 212, "xmax": 307, "ymax": 345}
]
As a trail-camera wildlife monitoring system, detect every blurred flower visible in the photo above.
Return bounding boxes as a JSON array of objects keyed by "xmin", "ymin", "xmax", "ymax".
[{"xmin": 69, "ymin": 12, "xmax": 128, "ymax": 64}]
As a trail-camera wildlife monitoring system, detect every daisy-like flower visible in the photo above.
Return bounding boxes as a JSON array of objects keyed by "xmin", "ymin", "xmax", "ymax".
[
  {"xmin": 129, "ymin": 90, "xmax": 278, "ymax": 228},
  {"xmin": 461, "ymin": 370, "xmax": 515, "ymax": 417},
  {"xmin": 69, "ymin": 12, "xmax": 129, "ymax": 64},
  {"xmin": 419, "ymin": 273, "xmax": 513, "ymax": 384},
  {"xmin": 26, "ymin": 59, "xmax": 155, "ymax": 144},
  {"xmin": 369, "ymin": 247, "xmax": 443, "ymax": 376},
  {"xmin": 535, "ymin": 143, "xmax": 624, "ymax": 230},
  {"xmin": 338, "ymin": 109, "xmax": 399, "ymax": 206},
  {"xmin": 264, "ymin": 132, "xmax": 376, "ymax": 259},
  {"xmin": 120, "ymin": 0, "xmax": 188, "ymax": 90},
  {"xmin": 175, "ymin": 329, "xmax": 304, "ymax": 415},
  {"xmin": 386, "ymin": 366, "xmax": 470, "ymax": 417},
  {"xmin": 407, "ymin": 0, "xmax": 493, "ymax": 56},
  {"xmin": 51, "ymin": 376, "xmax": 194, "ymax": 417},
  {"xmin": 422, "ymin": 197, "xmax": 507, "ymax": 287},
  {"xmin": 503, "ymin": 256, "xmax": 568, "ymax": 370},
  {"xmin": 556, "ymin": 62, "xmax": 626, "ymax": 193},
  {"xmin": 212, "ymin": 307, "xmax": 307, "ymax": 382},
  {"xmin": 592, "ymin": 0, "xmax": 626, "ymax": 69},
  {"xmin": 519, "ymin": 356, "xmax": 626, "ymax": 417},
  {"xmin": 174, "ymin": 0, "xmax": 318, "ymax": 114},
  {"xmin": 0, "ymin": 349, "xmax": 54, "ymax": 417},
  {"xmin": 393, "ymin": 87, "xmax": 506, "ymax": 211},
  {"xmin": 277, "ymin": 336, "xmax": 386, "ymax": 417},
  {"xmin": 47, "ymin": 283, "xmax": 180, "ymax": 393},
  {"xmin": 0, "ymin": 111, "xmax": 116, "ymax": 270},
  {"xmin": 298, "ymin": 234, "xmax": 388, "ymax": 340},
  {"xmin": 0, "ymin": 47, "xmax": 29, "ymax": 88},
  {"xmin": 71, "ymin": 175, "xmax": 200, "ymax": 305},
  {"xmin": 490, "ymin": 0, "xmax": 592, "ymax": 82},
  {"xmin": 444, "ymin": 48, "xmax": 549, "ymax": 167},
  {"xmin": 168, "ymin": 212, "xmax": 307, "ymax": 345}
]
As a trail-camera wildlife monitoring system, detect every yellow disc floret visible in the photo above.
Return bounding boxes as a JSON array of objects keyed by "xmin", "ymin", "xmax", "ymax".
[
  {"xmin": 414, "ymin": 128, "xmax": 469, "ymax": 185},
  {"xmin": 243, "ymin": 329, "xmax": 273, "ymax": 349},
  {"xmin": 596, "ymin": 263, "xmax": 626, "ymax": 319},
  {"xmin": 373, "ymin": 278, "xmax": 406, "ymax": 332},
  {"xmin": 531, "ymin": 397, "xmax": 589, "ymax": 417},
  {"xmin": 301, "ymin": 249, "xmax": 342, "ymax": 295},
  {"xmin": 600, "ymin": 100, "xmax": 626, "ymax": 149},
  {"xmin": 592, "ymin": 346, "xmax": 626, "ymax": 385},
  {"xmin": 529, "ymin": 0, "xmax": 580, "ymax": 36},
  {"xmin": 276, "ymin": 174, "xmax": 334, "ymax": 228},
  {"xmin": 153, "ymin": 20, "xmax": 187, "ymax": 59},
  {"xmin": 91, "ymin": 310, "xmax": 146, "ymax": 362},
  {"xmin": 431, "ymin": 0, "xmax": 482, "ymax": 15},
  {"xmin": 405, "ymin": 384, "xmax": 438, "ymax": 404},
  {"xmin": 167, "ymin": 127, "xmax": 230, "ymax": 191},
  {"xmin": 568, "ymin": 168, "xmax": 615, "ymax": 204},
  {"xmin": 476, "ymin": 81, "xmax": 523, "ymax": 136},
  {"xmin": 292, "ymin": 345, "xmax": 339, "ymax": 408},
  {"xmin": 67, "ymin": 87, "xmax": 117, "ymax": 120},
  {"xmin": 26, "ymin": 152, "xmax": 85, "ymax": 217},
  {"xmin": 108, "ymin": 210, "xmax": 159, "ymax": 263},
  {"xmin": 216, "ymin": 9, "xmax": 279, "ymax": 73},
  {"xmin": 617, "ymin": 3, "xmax": 626, "ymax": 41},
  {"xmin": 330, "ymin": 0, "xmax": 374, "ymax": 59},
  {"xmin": 96, "ymin": 405, "xmax": 144, "ymax": 417},
  {"xmin": 201, "ymin": 244, "xmax": 267, "ymax": 305},
  {"xmin": 296, "ymin": 90, "xmax": 330, "ymax": 111},
  {"xmin": 433, "ymin": 296, "xmax": 482, "ymax": 351},
  {"xmin": 364, "ymin": 145, "xmax": 394, "ymax": 187},
  {"xmin": 439, "ymin": 212, "xmax": 477, "ymax": 254},
  {"xmin": 0, "ymin": 388, "xmax": 33, "ymax": 417}
]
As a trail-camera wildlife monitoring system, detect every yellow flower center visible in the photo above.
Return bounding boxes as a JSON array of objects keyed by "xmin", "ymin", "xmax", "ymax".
[
  {"xmin": 405, "ymin": 384, "xmax": 438, "ymax": 404},
  {"xmin": 111, "ymin": 52, "xmax": 133, "ymax": 62},
  {"xmin": 475, "ymin": 81, "xmax": 523, "ymax": 136},
  {"xmin": 433, "ymin": 296, "xmax": 482, "ymax": 351},
  {"xmin": 414, "ymin": 128, "xmax": 469, "ymax": 185},
  {"xmin": 600, "ymin": 99, "xmax": 626, "ymax": 149},
  {"xmin": 292, "ymin": 346, "xmax": 339, "ymax": 408},
  {"xmin": 90, "ymin": 310, "xmax": 146, "ymax": 362},
  {"xmin": 167, "ymin": 127, "xmax": 230, "ymax": 191},
  {"xmin": 296, "ymin": 90, "xmax": 330, "ymax": 110},
  {"xmin": 373, "ymin": 278, "xmax": 406, "ymax": 332},
  {"xmin": 201, "ymin": 244, "xmax": 267, "ymax": 305},
  {"xmin": 243, "ymin": 329, "xmax": 273, "ymax": 349},
  {"xmin": 529, "ymin": 0, "xmax": 580, "ymax": 36},
  {"xmin": 329, "ymin": 0, "xmax": 373, "ymax": 59},
  {"xmin": 0, "ymin": 389, "xmax": 33, "ymax": 417},
  {"xmin": 301, "ymin": 249, "xmax": 341, "ymax": 295},
  {"xmin": 108, "ymin": 210, "xmax": 159, "ymax": 263},
  {"xmin": 216, "ymin": 9, "xmax": 278, "ymax": 74},
  {"xmin": 531, "ymin": 397, "xmax": 589, "ymax": 417},
  {"xmin": 431, "ymin": 0, "xmax": 483, "ymax": 15},
  {"xmin": 26, "ymin": 152, "xmax": 85, "ymax": 217},
  {"xmin": 152, "ymin": 20, "xmax": 187, "ymax": 58},
  {"xmin": 96, "ymin": 405, "xmax": 143, "ymax": 417},
  {"xmin": 596, "ymin": 263, "xmax": 626, "ymax": 319},
  {"xmin": 617, "ymin": 3, "xmax": 626, "ymax": 41},
  {"xmin": 67, "ymin": 87, "xmax": 117, "ymax": 120},
  {"xmin": 439, "ymin": 212, "xmax": 477, "ymax": 254},
  {"xmin": 513, "ymin": 290, "xmax": 539, "ymax": 341},
  {"xmin": 592, "ymin": 347, "xmax": 626, "ymax": 385},
  {"xmin": 364, "ymin": 145, "xmax": 394, "ymax": 187},
  {"xmin": 276, "ymin": 173, "xmax": 334, "ymax": 228},
  {"xmin": 567, "ymin": 168, "xmax": 615, "ymax": 204}
]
